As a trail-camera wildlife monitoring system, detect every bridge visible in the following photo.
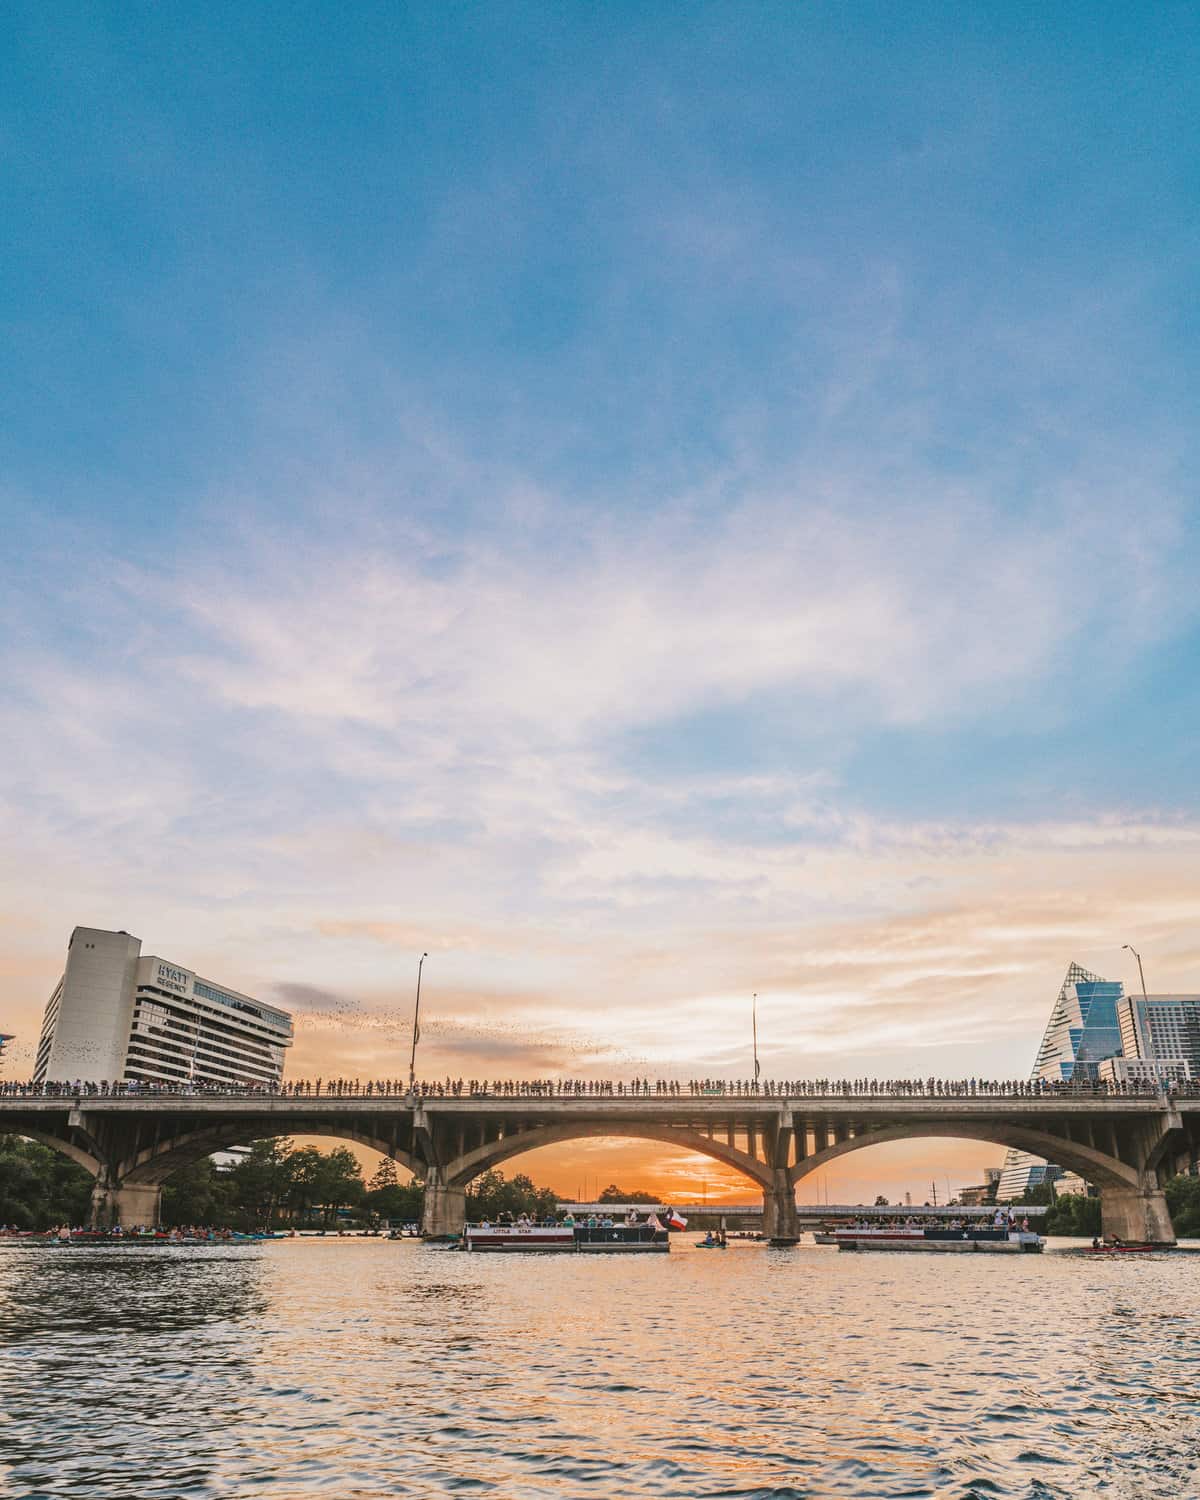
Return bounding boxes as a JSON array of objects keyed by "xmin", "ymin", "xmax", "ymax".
[
  {"xmin": 568, "ymin": 1202, "xmax": 1050, "ymax": 1219},
  {"xmin": 2, "ymin": 1091, "xmax": 1195, "ymax": 1244}
]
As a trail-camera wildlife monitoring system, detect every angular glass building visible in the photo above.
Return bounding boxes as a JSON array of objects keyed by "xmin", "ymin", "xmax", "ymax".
[
  {"xmin": 1029, "ymin": 963, "xmax": 1125, "ymax": 1083},
  {"xmin": 995, "ymin": 963, "xmax": 1124, "ymax": 1202}
]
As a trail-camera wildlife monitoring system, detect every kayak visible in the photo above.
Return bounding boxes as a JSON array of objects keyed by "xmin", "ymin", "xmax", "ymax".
[{"xmin": 1084, "ymin": 1243, "xmax": 1159, "ymax": 1253}]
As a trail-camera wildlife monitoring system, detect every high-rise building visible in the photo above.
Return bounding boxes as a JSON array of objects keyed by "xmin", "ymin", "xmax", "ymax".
[
  {"xmin": 957, "ymin": 1170, "xmax": 1001, "ymax": 1207},
  {"xmin": 1029, "ymin": 963, "xmax": 1126, "ymax": 1083},
  {"xmin": 1117, "ymin": 994, "xmax": 1200, "ymax": 1076},
  {"xmin": 33, "ymin": 926, "xmax": 292, "ymax": 1089},
  {"xmin": 996, "ymin": 963, "xmax": 1197, "ymax": 1201},
  {"xmin": 1097, "ymin": 1056, "xmax": 1190, "ymax": 1087},
  {"xmin": 996, "ymin": 963, "xmax": 1125, "ymax": 1201}
]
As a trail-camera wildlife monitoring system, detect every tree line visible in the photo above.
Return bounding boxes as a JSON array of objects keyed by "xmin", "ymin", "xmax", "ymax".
[
  {"xmin": 159, "ymin": 1146, "xmax": 564, "ymax": 1229},
  {"xmin": 1018, "ymin": 1177, "xmax": 1200, "ymax": 1238},
  {"xmin": 0, "ymin": 1134, "xmax": 562, "ymax": 1230},
  {"xmin": 4, "ymin": 1132, "xmax": 1198, "ymax": 1236}
]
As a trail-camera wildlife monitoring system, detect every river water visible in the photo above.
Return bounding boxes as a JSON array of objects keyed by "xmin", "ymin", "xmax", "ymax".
[{"xmin": 1, "ymin": 1238, "xmax": 1197, "ymax": 1499}]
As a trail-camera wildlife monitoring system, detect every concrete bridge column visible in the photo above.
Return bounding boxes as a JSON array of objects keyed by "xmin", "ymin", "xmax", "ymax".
[
  {"xmin": 762, "ymin": 1170, "xmax": 799, "ymax": 1244},
  {"xmin": 113, "ymin": 1182, "xmax": 163, "ymax": 1229},
  {"xmin": 1100, "ymin": 1181, "xmax": 1175, "ymax": 1247},
  {"xmin": 422, "ymin": 1175, "xmax": 467, "ymax": 1238},
  {"xmin": 89, "ymin": 1171, "xmax": 114, "ymax": 1230},
  {"xmin": 89, "ymin": 1173, "xmax": 163, "ymax": 1230}
]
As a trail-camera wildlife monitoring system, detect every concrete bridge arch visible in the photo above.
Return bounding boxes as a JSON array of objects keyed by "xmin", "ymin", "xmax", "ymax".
[
  {"xmin": 790, "ymin": 1121, "xmax": 1140, "ymax": 1191},
  {"xmin": 421, "ymin": 1117, "xmax": 793, "ymax": 1237},
  {"xmin": 120, "ymin": 1121, "xmax": 420, "ymax": 1189},
  {"xmin": 97, "ymin": 1122, "xmax": 421, "ymax": 1229},
  {"xmin": 443, "ymin": 1121, "xmax": 774, "ymax": 1193},
  {"xmin": 13, "ymin": 1128, "xmax": 103, "ymax": 1178},
  {"xmin": 789, "ymin": 1119, "xmax": 1172, "ymax": 1243},
  {"xmin": 2, "ymin": 1107, "xmax": 422, "ymax": 1228}
]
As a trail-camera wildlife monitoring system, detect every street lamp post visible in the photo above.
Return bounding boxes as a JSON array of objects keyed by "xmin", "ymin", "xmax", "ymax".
[
  {"xmin": 752, "ymin": 992, "xmax": 760, "ymax": 1088},
  {"xmin": 1122, "ymin": 944, "xmax": 1148, "ymax": 1000},
  {"xmin": 408, "ymin": 952, "xmax": 429, "ymax": 1092}
]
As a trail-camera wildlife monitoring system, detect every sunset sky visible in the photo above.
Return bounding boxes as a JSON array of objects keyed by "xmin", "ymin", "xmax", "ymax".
[{"xmin": 2, "ymin": 5, "xmax": 1198, "ymax": 1202}]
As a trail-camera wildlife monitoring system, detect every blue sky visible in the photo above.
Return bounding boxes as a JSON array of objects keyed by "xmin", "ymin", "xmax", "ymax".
[{"xmin": 2, "ymin": 5, "xmax": 1198, "ymax": 1193}]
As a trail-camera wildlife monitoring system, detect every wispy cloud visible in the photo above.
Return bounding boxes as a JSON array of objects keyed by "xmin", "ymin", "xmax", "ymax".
[{"xmin": 2, "ymin": 482, "xmax": 1197, "ymax": 1087}]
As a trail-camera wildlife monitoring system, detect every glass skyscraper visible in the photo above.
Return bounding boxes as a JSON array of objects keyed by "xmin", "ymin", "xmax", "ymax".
[{"xmin": 995, "ymin": 963, "xmax": 1125, "ymax": 1201}]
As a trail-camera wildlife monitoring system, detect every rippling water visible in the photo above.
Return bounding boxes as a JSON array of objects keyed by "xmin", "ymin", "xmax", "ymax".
[{"xmin": 2, "ymin": 1238, "xmax": 1198, "ymax": 1499}]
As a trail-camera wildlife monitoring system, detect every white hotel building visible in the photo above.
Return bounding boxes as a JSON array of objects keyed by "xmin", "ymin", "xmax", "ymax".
[{"xmin": 33, "ymin": 926, "xmax": 293, "ymax": 1089}]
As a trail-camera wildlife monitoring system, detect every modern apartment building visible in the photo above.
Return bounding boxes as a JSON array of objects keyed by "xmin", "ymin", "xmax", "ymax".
[
  {"xmin": 1117, "ymin": 994, "xmax": 1200, "ymax": 1077},
  {"xmin": 1097, "ymin": 1056, "xmax": 1190, "ymax": 1087},
  {"xmin": 33, "ymin": 926, "xmax": 292, "ymax": 1089}
]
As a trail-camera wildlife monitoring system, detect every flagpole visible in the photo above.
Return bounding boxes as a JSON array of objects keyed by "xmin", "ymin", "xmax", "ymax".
[{"xmin": 408, "ymin": 951, "xmax": 428, "ymax": 1092}]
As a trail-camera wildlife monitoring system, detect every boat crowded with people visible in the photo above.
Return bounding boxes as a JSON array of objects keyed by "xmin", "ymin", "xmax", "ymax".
[
  {"xmin": 833, "ymin": 1212, "xmax": 1043, "ymax": 1254},
  {"xmin": 464, "ymin": 1207, "xmax": 674, "ymax": 1253}
]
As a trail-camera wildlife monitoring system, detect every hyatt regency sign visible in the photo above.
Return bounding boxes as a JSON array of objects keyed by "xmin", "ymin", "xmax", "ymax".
[{"xmin": 156, "ymin": 963, "xmax": 190, "ymax": 995}]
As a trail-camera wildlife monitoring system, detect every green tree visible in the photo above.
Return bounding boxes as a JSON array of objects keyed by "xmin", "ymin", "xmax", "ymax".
[
  {"xmin": 598, "ymin": 1183, "xmax": 658, "ymax": 1204},
  {"xmin": 467, "ymin": 1169, "xmax": 557, "ymax": 1221},
  {"xmin": 311, "ymin": 1147, "xmax": 365, "ymax": 1225},
  {"xmin": 1166, "ymin": 1173, "xmax": 1200, "ymax": 1237},
  {"xmin": 1042, "ymin": 1192, "xmax": 1101, "ymax": 1236},
  {"xmin": 363, "ymin": 1156, "xmax": 422, "ymax": 1224},
  {"xmin": 282, "ymin": 1145, "xmax": 326, "ymax": 1224},
  {"xmin": 0, "ymin": 1136, "xmax": 93, "ymax": 1229},
  {"xmin": 1002, "ymin": 1182, "xmax": 1100, "ymax": 1236},
  {"xmin": 367, "ymin": 1156, "xmax": 399, "ymax": 1193},
  {"xmin": 228, "ymin": 1138, "xmax": 295, "ymax": 1227},
  {"xmin": 218, "ymin": 1139, "xmax": 371, "ymax": 1228},
  {"xmin": 365, "ymin": 1178, "xmax": 423, "ymax": 1224},
  {"xmin": 160, "ymin": 1157, "xmax": 237, "ymax": 1227}
]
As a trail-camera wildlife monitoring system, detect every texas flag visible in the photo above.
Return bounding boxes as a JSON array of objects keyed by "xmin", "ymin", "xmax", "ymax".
[{"xmin": 665, "ymin": 1208, "xmax": 687, "ymax": 1230}]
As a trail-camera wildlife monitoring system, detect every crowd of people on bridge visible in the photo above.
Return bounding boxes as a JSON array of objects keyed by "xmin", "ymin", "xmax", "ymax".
[{"xmin": 3, "ymin": 1073, "xmax": 1195, "ymax": 1100}]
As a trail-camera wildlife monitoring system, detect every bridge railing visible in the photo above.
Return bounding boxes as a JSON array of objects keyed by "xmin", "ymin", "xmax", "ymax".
[{"xmin": 1, "ymin": 1076, "xmax": 1193, "ymax": 1102}]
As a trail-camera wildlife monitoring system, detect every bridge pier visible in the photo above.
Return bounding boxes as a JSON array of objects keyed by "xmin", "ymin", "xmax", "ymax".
[
  {"xmin": 422, "ymin": 1176, "xmax": 467, "ymax": 1238},
  {"xmin": 762, "ymin": 1172, "xmax": 799, "ymax": 1244},
  {"xmin": 90, "ymin": 1174, "xmax": 163, "ymax": 1230},
  {"xmin": 1100, "ymin": 1183, "xmax": 1175, "ymax": 1247}
]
